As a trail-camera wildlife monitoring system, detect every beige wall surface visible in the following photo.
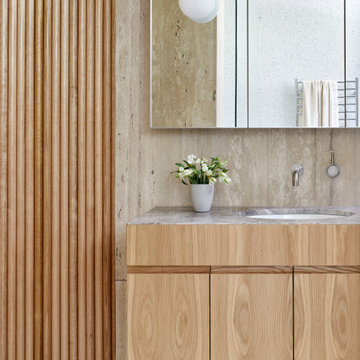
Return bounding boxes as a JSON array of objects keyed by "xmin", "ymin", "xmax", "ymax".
[{"xmin": 115, "ymin": 0, "xmax": 360, "ymax": 358}]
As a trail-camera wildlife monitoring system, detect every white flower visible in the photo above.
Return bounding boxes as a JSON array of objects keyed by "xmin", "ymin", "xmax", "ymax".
[
  {"xmin": 209, "ymin": 177, "xmax": 217, "ymax": 184},
  {"xmin": 205, "ymin": 170, "xmax": 212, "ymax": 176},
  {"xmin": 195, "ymin": 158, "xmax": 201, "ymax": 164},
  {"xmin": 201, "ymin": 164, "xmax": 208, "ymax": 172},
  {"xmin": 220, "ymin": 161, "xmax": 228, "ymax": 167},
  {"xmin": 182, "ymin": 169, "xmax": 193, "ymax": 177},
  {"xmin": 187, "ymin": 154, "xmax": 197, "ymax": 164},
  {"xmin": 178, "ymin": 168, "xmax": 192, "ymax": 179},
  {"xmin": 218, "ymin": 171, "xmax": 231, "ymax": 184},
  {"xmin": 178, "ymin": 167, "xmax": 184, "ymax": 172},
  {"xmin": 201, "ymin": 158, "xmax": 208, "ymax": 164}
]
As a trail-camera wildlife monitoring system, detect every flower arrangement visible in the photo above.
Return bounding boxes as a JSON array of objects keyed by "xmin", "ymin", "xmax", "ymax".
[{"xmin": 173, "ymin": 154, "xmax": 232, "ymax": 185}]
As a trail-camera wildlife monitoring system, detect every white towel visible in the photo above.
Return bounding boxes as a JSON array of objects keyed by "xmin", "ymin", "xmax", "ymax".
[{"xmin": 299, "ymin": 80, "xmax": 339, "ymax": 127}]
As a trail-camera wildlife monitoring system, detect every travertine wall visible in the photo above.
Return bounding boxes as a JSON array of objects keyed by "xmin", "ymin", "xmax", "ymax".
[{"xmin": 115, "ymin": 1, "xmax": 360, "ymax": 358}]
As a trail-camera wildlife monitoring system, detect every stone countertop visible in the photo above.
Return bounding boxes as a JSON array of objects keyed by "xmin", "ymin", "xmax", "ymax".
[{"xmin": 129, "ymin": 207, "xmax": 360, "ymax": 225}]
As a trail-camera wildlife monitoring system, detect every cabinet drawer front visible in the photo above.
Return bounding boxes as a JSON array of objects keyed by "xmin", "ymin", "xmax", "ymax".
[
  {"xmin": 211, "ymin": 274, "xmax": 292, "ymax": 360},
  {"xmin": 127, "ymin": 224, "xmax": 360, "ymax": 266},
  {"xmin": 127, "ymin": 274, "xmax": 209, "ymax": 360}
]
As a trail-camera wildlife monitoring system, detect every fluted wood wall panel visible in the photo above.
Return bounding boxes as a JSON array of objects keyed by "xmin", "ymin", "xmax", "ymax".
[{"xmin": 0, "ymin": 1, "xmax": 115, "ymax": 359}]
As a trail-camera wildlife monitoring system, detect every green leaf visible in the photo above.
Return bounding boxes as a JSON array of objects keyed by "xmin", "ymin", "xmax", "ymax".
[
  {"xmin": 175, "ymin": 163, "xmax": 184, "ymax": 168},
  {"xmin": 181, "ymin": 180, "xmax": 188, "ymax": 185}
]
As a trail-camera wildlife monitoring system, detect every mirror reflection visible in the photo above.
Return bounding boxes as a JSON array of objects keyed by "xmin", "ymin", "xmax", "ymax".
[{"xmin": 151, "ymin": 0, "xmax": 359, "ymax": 128}]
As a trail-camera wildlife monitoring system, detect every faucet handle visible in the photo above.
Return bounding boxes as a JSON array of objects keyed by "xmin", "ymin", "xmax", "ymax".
[
  {"xmin": 327, "ymin": 151, "xmax": 340, "ymax": 178},
  {"xmin": 330, "ymin": 151, "xmax": 335, "ymax": 165}
]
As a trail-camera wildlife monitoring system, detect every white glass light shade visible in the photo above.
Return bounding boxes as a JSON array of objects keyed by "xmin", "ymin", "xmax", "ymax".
[{"xmin": 178, "ymin": 0, "xmax": 219, "ymax": 23}]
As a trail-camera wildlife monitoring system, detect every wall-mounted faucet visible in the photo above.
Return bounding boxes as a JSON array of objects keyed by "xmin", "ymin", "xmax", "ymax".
[{"xmin": 291, "ymin": 164, "xmax": 304, "ymax": 187}]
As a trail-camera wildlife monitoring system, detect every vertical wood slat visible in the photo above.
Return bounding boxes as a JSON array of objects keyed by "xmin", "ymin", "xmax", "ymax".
[
  {"xmin": 95, "ymin": 0, "xmax": 103, "ymax": 358},
  {"xmin": 86, "ymin": 0, "xmax": 96, "ymax": 359},
  {"xmin": 51, "ymin": 0, "xmax": 61, "ymax": 357},
  {"xmin": 34, "ymin": 0, "xmax": 44, "ymax": 358},
  {"xmin": 43, "ymin": 0, "xmax": 52, "ymax": 357},
  {"xmin": 60, "ymin": 0, "xmax": 70, "ymax": 359},
  {"xmin": 78, "ymin": 0, "xmax": 87, "ymax": 357},
  {"xmin": 7, "ymin": 0, "xmax": 18, "ymax": 358},
  {"xmin": 103, "ymin": 0, "xmax": 113, "ymax": 358},
  {"xmin": 17, "ymin": 0, "xmax": 26, "ymax": 358},
  {"xmin": 69, "ymin": 0, "xmax": 79, "ymax": 358},
  {"xmin": 0, "ymin": 0, "xmax": 8, "ymax": 358},
  {"xmin": 25, "ymin": 0, "xmax": 35, "ymax": 359}
]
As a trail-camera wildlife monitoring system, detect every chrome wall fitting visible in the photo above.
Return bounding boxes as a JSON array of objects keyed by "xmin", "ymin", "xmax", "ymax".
[
  {"xmin": 327, "ymin": 151, "xmax": 340, "ymax": 178},
  {"xmin": 291, "ymin": 164, "xmax": 304, "ymax": 187}
]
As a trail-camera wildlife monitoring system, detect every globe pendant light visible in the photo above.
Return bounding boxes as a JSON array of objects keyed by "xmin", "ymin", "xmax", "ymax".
[{"xmin": 179, "ymin": 0, "xmax": 219, "ymax": 23}]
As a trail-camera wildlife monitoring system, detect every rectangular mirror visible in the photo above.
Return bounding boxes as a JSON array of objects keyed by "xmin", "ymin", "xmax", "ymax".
[
  {"xmin": 151, "ymin": 0, "xmax": 358, "ymax": 128},
  {"xmin": 151, "ymin": 0, "xmax": 238, "ymax": 128}
]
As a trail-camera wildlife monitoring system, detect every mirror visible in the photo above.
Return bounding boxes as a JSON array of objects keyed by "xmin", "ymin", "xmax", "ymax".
[
  {"xmin": 151, "ymin": 0, "xmax": 358, "ymax": 128},
  {"xmin": 151, "ymin": 0, "xmax": 237, "ymax": 128}
]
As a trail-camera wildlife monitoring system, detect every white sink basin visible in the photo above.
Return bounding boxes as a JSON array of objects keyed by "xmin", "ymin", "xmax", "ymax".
[
  {"xmin": 241, "ymin": 208, "xmax": 354, "ymax": 221},
  {"xmin": 248, "ymin": 213, "xmax": 345, "ymax": 220}
]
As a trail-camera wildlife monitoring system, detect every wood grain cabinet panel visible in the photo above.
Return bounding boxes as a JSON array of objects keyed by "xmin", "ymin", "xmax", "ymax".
[
  {"xmin": 211, "ymin": 274, "xmax": 293, "ymax": 360},
  {"xmin": 127, "ymin": 274, "xmax": 209, "ymax": 360},
  {"xmin": 295, "ymin": 274, "xmax": 360, "ymax": 360},
  {"xmin": 127, "ymin": 224, "xmax": 360, "ymax": 266}
]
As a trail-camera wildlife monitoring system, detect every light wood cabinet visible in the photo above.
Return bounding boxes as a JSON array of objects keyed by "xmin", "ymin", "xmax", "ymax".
[
  {"xmin": 295, "ymin": 273, "xmax": 360, "ymax": 360},
  {"xmin": 127, "ymin": 274, "xmax": 209, "ymax": 360},
  {"xmin": 127, "ymin": 223, "xmax": 360, "ymax": 359},
  {"xmin": 211, "ymin": 273, "xmax": 292, "ymax": 360}
]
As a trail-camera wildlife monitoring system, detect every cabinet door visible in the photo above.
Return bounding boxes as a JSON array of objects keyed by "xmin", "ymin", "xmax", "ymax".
[
  {"xmin": 211, "ymin": 274, "xmax": 293, "ymax": 360},
  {"xmin": 295, "ymin": 274, "xmax": 360, "ymax": 360},
  {"xmin": 127, "ymin": 274, "xmax": 209, "ymax": 360}
]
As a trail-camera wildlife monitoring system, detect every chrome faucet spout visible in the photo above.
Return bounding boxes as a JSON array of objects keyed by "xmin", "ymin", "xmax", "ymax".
[
  {"xmin": 292, "ymin": 171, "xmax": 299, "ymax": 187},
  {"xmin": 291, "ymin": 164, "xmax": 304, "ymax": 187}
]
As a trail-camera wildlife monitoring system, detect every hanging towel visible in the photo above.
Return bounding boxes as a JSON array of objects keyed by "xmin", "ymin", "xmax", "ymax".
[{"xmin": 299, "ymin": 80, "xmax": 339, "ymax": 127}]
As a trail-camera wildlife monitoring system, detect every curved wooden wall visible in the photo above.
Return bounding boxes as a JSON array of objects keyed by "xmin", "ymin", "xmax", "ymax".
[{"xmin": 0, "ymin": 0, "xmax": 115, "ymax": 359}]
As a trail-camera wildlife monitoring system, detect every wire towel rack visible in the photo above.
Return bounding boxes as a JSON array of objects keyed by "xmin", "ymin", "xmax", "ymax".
[{"xmin": 296, "ymin": 78, "xmax": 359, "ymax": 127}]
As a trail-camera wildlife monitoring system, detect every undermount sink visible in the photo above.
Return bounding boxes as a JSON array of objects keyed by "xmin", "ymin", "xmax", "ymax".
[
  {"xmin": 248, "ymin": 213, "xmax": 345, "ymax": 220},
  {"xmin": 241, "ymin": 208, "xmax": 354, "ymax": 221}
]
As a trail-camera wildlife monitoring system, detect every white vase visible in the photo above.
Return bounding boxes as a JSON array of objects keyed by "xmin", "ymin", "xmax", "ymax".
[{"xmin": 190, "ymin": 184, "xmax": 214, "ymax": 213}]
